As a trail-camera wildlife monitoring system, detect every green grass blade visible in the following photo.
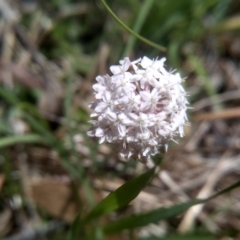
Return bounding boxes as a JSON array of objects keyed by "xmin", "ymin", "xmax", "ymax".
[
  {"xmin": 104, "ymin": 199, "xmax": 203, "ymax": 233},
  {"xmin": 83, "ymin": 167, "xmax": 155, "ymax": 223},
  {"xmin": 104, "ymin": 179, "xmax": 240, "ymax": 233},
  {"xmin": 67, "ymin": 212, "xmax": 83, "ymax": 240},
  {"xmin": 0, "ymin": 134, "xmax": 44, "ymax": 149}
]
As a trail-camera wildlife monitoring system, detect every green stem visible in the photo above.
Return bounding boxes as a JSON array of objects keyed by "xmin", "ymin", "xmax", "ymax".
[
  {"xmin": 122, "ymin": 0, "xmax": 155, "ymax": 57},
  {"xmin": 101, "ymin": 0, "xmax": 167, "ymax": 53}
]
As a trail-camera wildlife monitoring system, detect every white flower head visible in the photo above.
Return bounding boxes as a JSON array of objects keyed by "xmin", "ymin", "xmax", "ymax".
[{"xmin": 87, "ymin": 57, "xmax": 189, "ymax": 163}]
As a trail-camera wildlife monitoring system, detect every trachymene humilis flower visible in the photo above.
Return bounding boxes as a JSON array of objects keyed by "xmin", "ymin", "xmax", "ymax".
[{"xmin": 87, "ymin": 57, "xmax": 189, "ymax": 163}]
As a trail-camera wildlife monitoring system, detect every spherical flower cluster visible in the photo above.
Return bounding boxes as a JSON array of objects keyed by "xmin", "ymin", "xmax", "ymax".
[{"xmin": 87, "ymin": 57, "xmax": 188, "ymax": 163}]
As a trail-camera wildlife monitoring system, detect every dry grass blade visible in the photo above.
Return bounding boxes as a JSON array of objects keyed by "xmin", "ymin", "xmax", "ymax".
[
  {"xmin": 194, "ymin": 107, "xmax": 240, "ymax": 121},
  {"xmin": 0, "ymin": 174, "xmax": 5, "ymax": 191},
  {"xmin": 178, "ymin": 155, "xmax": 240, "ymax": 233}
]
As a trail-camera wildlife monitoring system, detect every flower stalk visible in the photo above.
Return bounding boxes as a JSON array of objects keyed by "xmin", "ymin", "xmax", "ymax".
[{"xmin": 100, "ymin": 0, "xmax": 167, "ymax": 53}]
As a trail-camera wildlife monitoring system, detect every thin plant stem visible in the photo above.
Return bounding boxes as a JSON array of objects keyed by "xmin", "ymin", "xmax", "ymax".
[
  {"xmin": 101, "ymin": 0, "xmax": 167, "ymax": 53},
  {"xmin": 122, "ymin": 0, "xmax": 155, "ymax": 57}
]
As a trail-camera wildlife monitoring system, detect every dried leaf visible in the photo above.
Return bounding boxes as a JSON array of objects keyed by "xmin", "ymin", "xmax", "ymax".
[{"xmin": 31, "ymin": 178, "xmax": 103, "ymax": 223}]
